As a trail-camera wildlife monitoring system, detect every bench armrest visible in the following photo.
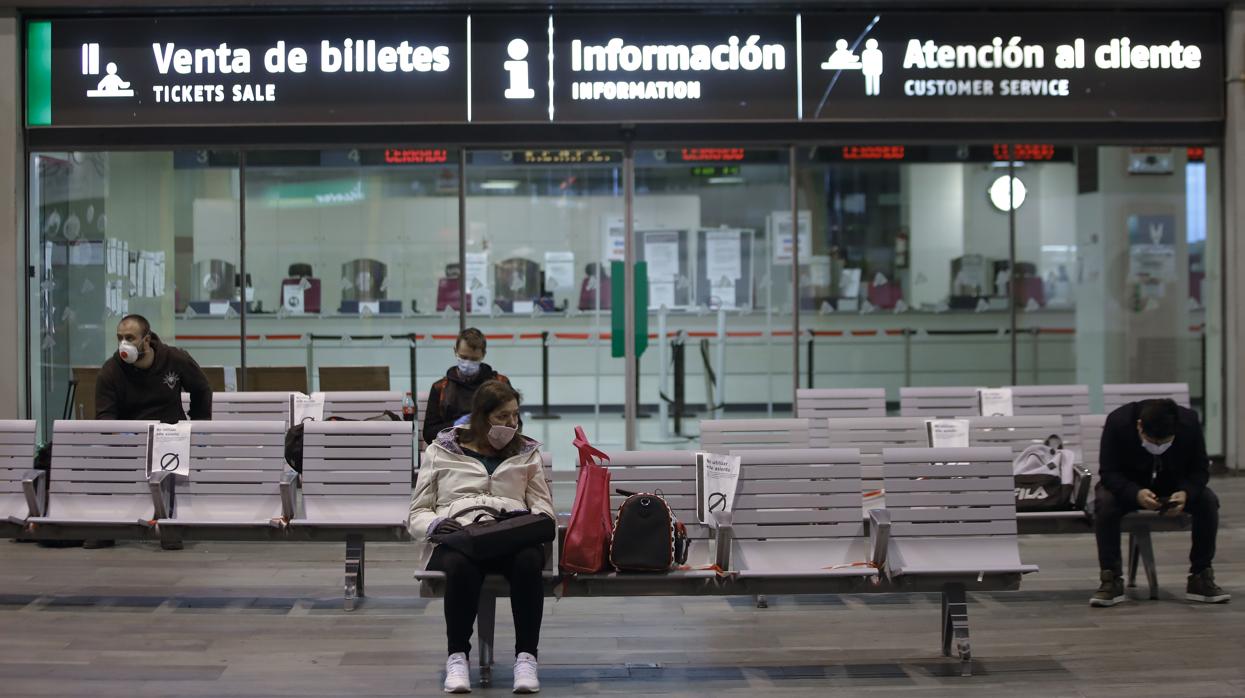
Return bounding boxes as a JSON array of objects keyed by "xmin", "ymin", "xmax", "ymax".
[
  {"xmin": 868, "ymin": 509, "xmax": 891, "ymax": 571},
  {"xmin": 711, "ymin": 511, "xmax": 734, "ymax": 571},
  {"xmin": 280, "ymin": 467, "xmax": 301, "ymax": 521},
  {"xmin": 149, "ymin": 471, "xmax": 175, "ymax": 520},
  {"xmin": 1072, "ymin": 464, "xmax": 1093, "ymax": 512},
  {"xmin": 22, "ymin": 469, "xmax": 47, "ymax": 518}
]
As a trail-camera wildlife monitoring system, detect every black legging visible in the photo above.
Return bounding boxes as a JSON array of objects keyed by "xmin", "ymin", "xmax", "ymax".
[
  {"xmin": 1094, "ymin": 484, "xmax": 1219, "ymax": 575},
  {"xmin": 427, "ymin": 544, "xmax": 545, "ymax": 658}
]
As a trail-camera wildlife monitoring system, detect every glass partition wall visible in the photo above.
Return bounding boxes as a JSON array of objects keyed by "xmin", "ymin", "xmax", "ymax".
[{"xmin": 28, "ymin": 144, "xmax": 1226, "ymax": 460}]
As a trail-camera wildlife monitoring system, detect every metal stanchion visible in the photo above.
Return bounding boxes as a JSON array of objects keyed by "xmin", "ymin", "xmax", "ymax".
[
  {"xmin": 806, "ymin": 332, "xmax": 815, "ymax": 390},
  {"xmin": 531, "ymin": 331, "xmax": 560, "ymax": 420}
]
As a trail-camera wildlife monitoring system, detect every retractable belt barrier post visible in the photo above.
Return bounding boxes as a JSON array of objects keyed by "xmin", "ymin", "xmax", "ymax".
[
  {"xmin": 531, "ymin": 331, "xmax": 560, "ymax": 420},
  {"xmin": 673, "ymin": 332, "xmax": 687, "ymax": 437}
]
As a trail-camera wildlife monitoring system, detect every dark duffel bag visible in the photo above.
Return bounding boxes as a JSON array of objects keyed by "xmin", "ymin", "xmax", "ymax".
[
  {"xmin": 609, "ymin": 490, "xmax": 689, "ymax": 572},
  {"xmin": 432, "ymin": 506, "xmax": 556, "ymax": 562}
]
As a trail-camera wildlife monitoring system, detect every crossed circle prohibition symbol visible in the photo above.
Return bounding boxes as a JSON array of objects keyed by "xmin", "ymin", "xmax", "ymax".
[
  {"xmin": 707, "ymin": 492, "xmax": 727, "ymax": 513},
  {"xmin": 159, "ymin": 452, "xmax": 180, "ymax": 472}
]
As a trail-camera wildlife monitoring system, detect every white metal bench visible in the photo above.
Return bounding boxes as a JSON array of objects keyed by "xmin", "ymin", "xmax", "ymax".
[
  {"xmin": 1, "ymin": 420, "xmax": 38, "ymax": 536},
  {"xmin": 1008, "ymin": 384, "xmax": 1091, "ymax": 452},
  {"xmin": 285, "ymin": 420, "xmax": 415, "ymax": 610},
  {"xmin": 899, "ymin": 386, "xmax": 981, "ymax": 418},
  {"xmin": 724, "ymin": 448, "xmax": 880, "ymax": 597},
  {"xmin": 1103, "ymin": 382, "xmax": 1191, "ymax": 413},
  {"xmin": 699, "ymin": 418, "xmax": 811, "ymax": 452},
  {"xmin": 967, "ymin": 415, "xmax": 1093, "ymax": 532},
  {"xmin": 322, "ymin": 391, "xmax": 405, "ymax": 421},
  {"xmin": 796, "ymin": 388, "xmax": 887, "ymax": 447},
  {"xmin": 825, "ymin": 416, "xmax": 927, "ymax": 486},
  {"xmin": 155, "ymin": 421, "xmax": 293, "ymax": 543},
  {"xmin": 876, "ymin": 446, "xmax": 1038, "ymax": 676},
  {"xmin": 27, "ymin": 420, "xmax": 163, "ymax": 539},
  {"xmin": 209, "ymin": 392, "xmax": 296, "ymax": 426}
]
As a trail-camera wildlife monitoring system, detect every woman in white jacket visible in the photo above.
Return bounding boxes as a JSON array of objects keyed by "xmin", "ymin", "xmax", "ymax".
[{"xmin": 409, "ymin": 380, "xmax": 554, "ymax": 695}]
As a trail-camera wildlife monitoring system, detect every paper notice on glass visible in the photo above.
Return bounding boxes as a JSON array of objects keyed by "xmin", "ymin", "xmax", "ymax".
[
  {"xmin": 69, "ymin": 241, "xmax": 105, "ymax": 267},
  {"xmin": 709, "ymin": 279, "xmax": 737, "ymax": 309},
  {"xmin": 696, "ymin": 452, "xmax": 742, "ymax": 525},
  {"xmin": 1129, "ymin": 245, "xmax": 1177, "ymax": 281},
  {"xmin": 771, "ymin": 210, "xmax": 812, "ymax": 265},
  {"xmin": 839, "ymin": 268, "xmax": 862, "ymax": 299},
  {"xmin": 291, "ymin": 392, "xmax": 326, "ymax": 425},
  {"xmin": 209, "ymin": 301, "xmax": 230, "ymax": 315},
  {"xmin": 977, "ymin": 388, "xmax": 1014, "ymax": 417},
  {"xmin": 147, "ymin": 422, "xmax": 192, "ymax": 478},
  {"xmin": 465, "ymin": 252, "xmax": 490, "ymax": 293},
  {"xmin": 544, "ymin": 251, "xmax": 576, "ymax": 292},
  {"xmin": 705, "ymin": 230, "xmax": 742, "ymax": 281},
  {"xmin": 282, "ymin": 284, "xmax": 306, "ymax": 314},
  {"xmin": 602, "ymin": 216, "xmax": 626, "ymax": 262},
  {"xmin": 925, "ymin": 419, "xmax": 970, "ymax": 448},
  {"xmin": 649, "ymin": 281, "xmax": 676, "ymax": 310},
  {"xmin": 643, "ymin": 232, "xmax": 680, "ymax": 282}
]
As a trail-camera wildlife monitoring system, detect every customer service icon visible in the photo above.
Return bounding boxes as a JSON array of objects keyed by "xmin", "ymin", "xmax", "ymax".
[
  {"xmin": 81, "ymin": 43, "xmax": 134, "ymax": 98},
  {"xmin": 820, "ymin": 38, "xmax": 884, "ymax": 96}
]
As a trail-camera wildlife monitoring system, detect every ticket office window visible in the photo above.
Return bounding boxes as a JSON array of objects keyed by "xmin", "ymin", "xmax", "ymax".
[
  {"xmin": 29, "ymin": 150, "xmax": 241, "ymax": 432},
  {"xmin": 239, "ymin": 149, "xmax": 459, "ymax": 392},
  {"xmin": 796, "ymin": 144, "xmax": 1221, "ymax": 448},
  {"xmin": 797, "ymin": 146, "xmax": 1012, "ymax": 393},
  {"xmin": 463, "ymin": 149, "xmax": 625, "ymax": 455},
  {"xmin": 633, "ymin": 148, "xmax": 794, "ymax": 418}
]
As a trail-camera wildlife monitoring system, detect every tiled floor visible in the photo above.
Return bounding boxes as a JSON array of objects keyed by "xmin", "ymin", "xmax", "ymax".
[{"xmin": 1, "ymin": 476, "xmax": 1241, "ymax": 697}]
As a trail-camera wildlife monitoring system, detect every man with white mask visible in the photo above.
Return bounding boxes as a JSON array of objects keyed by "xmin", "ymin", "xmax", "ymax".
[
  {"xmin": 1091, "ymin": 398, "xmax": 1227, "ymax": 606},
  {"xmin": 96, "ymin": 314, "xmax": 212, "ymax": 422},
  {"xmin": 422, "ymin": 328, "xmax": 513, "ymax": 446},
  {"xmin": 89, "ymin": 314, "xmax": 211, "ymax": 550}
]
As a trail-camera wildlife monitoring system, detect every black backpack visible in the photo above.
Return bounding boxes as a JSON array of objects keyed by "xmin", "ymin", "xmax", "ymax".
[
  {"xmin": 284, "ymin": 411, "xmax": 403, "ymax": 473},
  {"xmin": 608, "ymin": 490, "xmax": 689, "ymax": 572}
]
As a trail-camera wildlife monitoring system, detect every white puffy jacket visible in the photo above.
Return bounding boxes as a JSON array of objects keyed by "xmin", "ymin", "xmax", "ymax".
[{"xmin": 408, "ymin": 427, "xmax": 554, "ymax": 568}]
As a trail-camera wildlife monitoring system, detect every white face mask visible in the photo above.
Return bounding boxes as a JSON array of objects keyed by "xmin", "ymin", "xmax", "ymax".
[
  {"xmin": 487, "ymin": 424, "xmax": 517, "ymax": 450},
  {"xmin": 118, "ymin": 340, "xmax": 143, "ymax": 364},
  {"xmin": 1141, "ymin": 439, "xmax": 1172, "ymax": 456},
  {"xmin": 457, "ymin": 358, "xmax": 481, "ymax": 377}
]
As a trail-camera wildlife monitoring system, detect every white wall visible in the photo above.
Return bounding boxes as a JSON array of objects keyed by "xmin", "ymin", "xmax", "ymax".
[{"xmin": 904, "ymin": 164, "xmax": 964, "ymax": 306}]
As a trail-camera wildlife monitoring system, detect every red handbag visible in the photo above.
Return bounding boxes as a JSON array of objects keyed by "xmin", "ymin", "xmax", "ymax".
[{"xmin": 561, "ymin": 426, "xmax": 613, "ymax": 574}]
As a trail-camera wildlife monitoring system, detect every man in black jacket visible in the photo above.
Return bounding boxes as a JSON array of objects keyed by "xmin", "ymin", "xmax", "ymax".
[
  {"xmin": 89, "ymin": 314, "xmax": 211, "ymax": 551},
  {"xmin": 1091, "ymin": 398, "xmax": 1228, "ymax": 606},
  {"xmin": 96, "ymin": 314, "xmax": 213, "ymax": 422},
  {"xmin": 422, "ymin": 328, "xmax": 512, "ymax": 445}
]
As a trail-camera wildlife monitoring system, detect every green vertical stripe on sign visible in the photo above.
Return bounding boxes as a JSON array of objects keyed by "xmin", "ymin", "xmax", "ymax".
[{"xmin": 26, "ymin": 21, "xmax": 52, "ymax": 126}]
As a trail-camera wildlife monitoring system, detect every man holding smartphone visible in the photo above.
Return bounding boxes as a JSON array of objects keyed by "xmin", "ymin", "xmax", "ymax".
[{"xmin": 1090, "ymin": 398, "xmax": 1228, "ymax": 607}]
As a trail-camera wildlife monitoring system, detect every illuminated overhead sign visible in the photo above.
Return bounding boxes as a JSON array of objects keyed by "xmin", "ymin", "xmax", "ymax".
[{"xmin": 26, "ymin": 11, "xmax": 1222, "ymax": 128}]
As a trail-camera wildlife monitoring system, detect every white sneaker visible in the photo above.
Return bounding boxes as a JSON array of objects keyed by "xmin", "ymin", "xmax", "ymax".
[
  {"xmin": 512, "ymin": 652, "xmax": 540, "ymax": 694},
  {"xmin": 444, "ymin": 652, "xmax": 470, "ymax": 694}
]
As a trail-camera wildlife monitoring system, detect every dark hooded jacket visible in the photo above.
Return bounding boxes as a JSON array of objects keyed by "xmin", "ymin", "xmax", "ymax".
[{"xmin": 95, "ymin": 335, "xmax": 212, "ymax": 422}]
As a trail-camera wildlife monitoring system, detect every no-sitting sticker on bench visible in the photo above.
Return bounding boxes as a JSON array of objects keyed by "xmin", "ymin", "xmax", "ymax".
[
  {"xmin": 291, "ymin": 392, "xmax": 326, "ymax": 424},
  {"xmin": 925, "ymin": 419, "xmax": 970, "ymax": 448},
  {"xmin": 696, "ymin": 452, "xmax": 741, "ymax": 525},
  {"xmin": 147, "ymin": 422, "xmax": 191, "ymax": 478},
  {"xmin": 978, "ymin": 388, "xmax": 1014, "ymax": 417}
]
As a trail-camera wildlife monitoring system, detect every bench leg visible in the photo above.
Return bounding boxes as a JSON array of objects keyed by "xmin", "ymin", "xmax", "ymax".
[
  {"xmin": 1134, "ymin": 530, "xmax": 1159, "ymax": 600},
  {"xmin": 941, "ymin": 584, "xmax": 972, "ymax": 677},
  {"xmin": 1127, "ymin": 532, "xmax": 1141, "ymax": 589},
  {"xmin": 477, "ymin": 593, "xmax": 496, "ymax": 687},
  {"xmin": 755, "ymin": 594, "xmax": 769, "ymax": 609},
  {"xmin": 344, "ymin": 535, "xmax": 365, "ymax": 611}
]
